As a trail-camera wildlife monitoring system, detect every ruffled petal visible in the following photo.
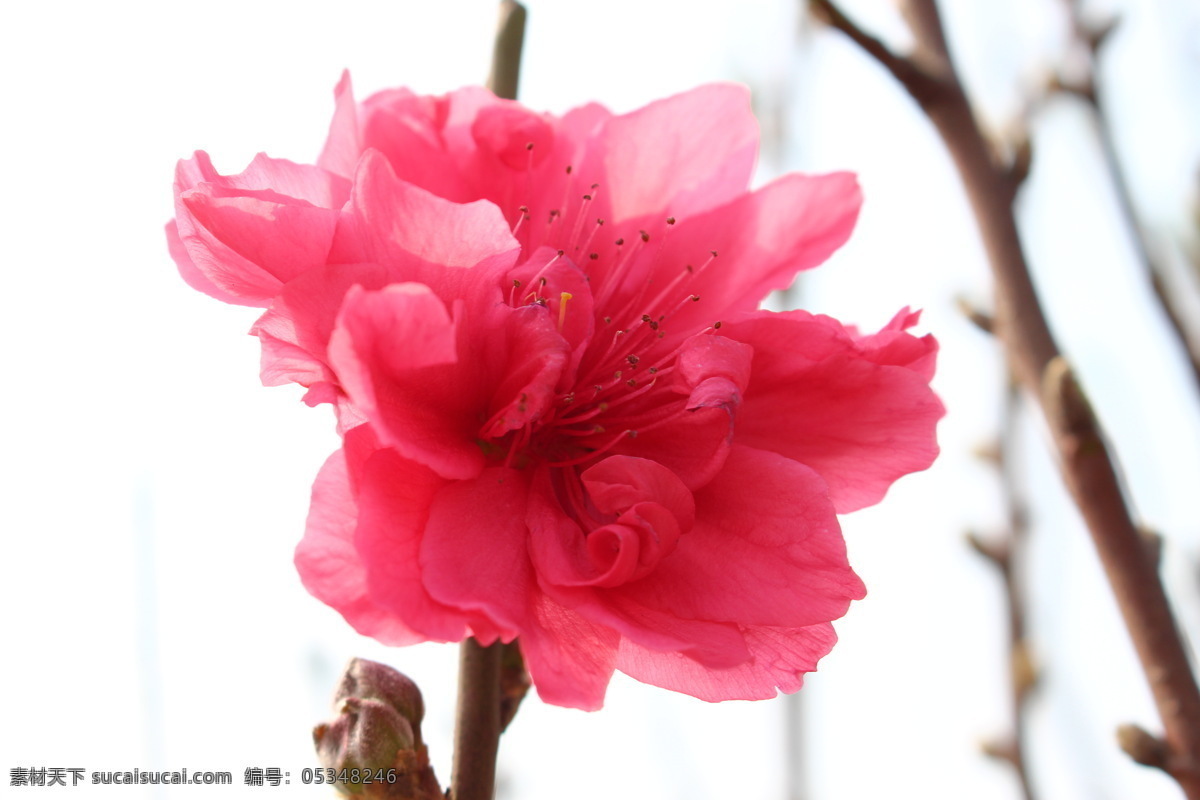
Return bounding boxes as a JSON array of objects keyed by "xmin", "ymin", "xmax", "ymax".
[
  {"xmin": 724, "ymin": 310, "xmax": 943, "ymax": 513},
  {"xmin": 616, "ymin": 622, "xmax": 838, "ymax": 702},
  {"xmin": 526, "ymin": 470, "xmax": 748, "ymax": 669},
  {"xmin": 617, "ymin": 445, "xmax": 864, "ymax": 627},
  {"xmin": 170, "ymin": 151, "xmax": 349, "ymax": 305},
  {"xmin": 294, "ymin": 431, "xmax": 434, "ymax": 645}
]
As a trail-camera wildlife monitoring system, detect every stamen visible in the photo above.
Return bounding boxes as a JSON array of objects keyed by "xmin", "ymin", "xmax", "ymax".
[{"xmin": 511, "ymin": 205, "xmax": 530, "ymax": 237}]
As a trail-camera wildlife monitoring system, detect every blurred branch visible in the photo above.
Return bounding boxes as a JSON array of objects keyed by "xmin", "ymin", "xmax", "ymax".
[
  {"xmin": 486, "ymin": 0, "xmax": 527, "ymax": 101},
  {"xmin": 967, "ymin": 381, "xmax": 1039, "ymax": 800},
  {"xmin": 1055, "ymin": 0, "xmax": 1200, "ymax": 392},
  {"xmin": 809, "ymin": 1, "xmax": 1200, "ymax": 795}
]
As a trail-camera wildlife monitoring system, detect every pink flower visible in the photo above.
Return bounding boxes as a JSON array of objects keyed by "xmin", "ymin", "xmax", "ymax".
[{"xmin": 168, "ymin": 77, "xmax": 943, "ymax": 710}]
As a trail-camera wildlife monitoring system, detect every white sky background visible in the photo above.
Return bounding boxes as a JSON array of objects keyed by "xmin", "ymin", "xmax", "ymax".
[{"xmin": 2, "ymin": 1, "xmax": 1200, "ymax": 798}]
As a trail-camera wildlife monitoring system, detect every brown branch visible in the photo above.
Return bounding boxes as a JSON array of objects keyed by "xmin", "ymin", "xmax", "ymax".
[
  {"xmin": 451, "ymin": 639, "xmax": 503, "ymax": 800},
  {"xmin": 811, "ymin": 1, "xmax": 1200, "ymax": 794},
  {"xmin": 1057, "ymin": 0, "xmax": 1200, "ymax": 392},
  {"xmin": 808, "ymin": 0, "xmax": 953, "ymax": 109},
  {"xmin": 486, "ymin": 0, "xmax": 527, "ymax": 101}
]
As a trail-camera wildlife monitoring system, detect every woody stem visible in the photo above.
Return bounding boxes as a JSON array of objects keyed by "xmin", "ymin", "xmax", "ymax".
[{"xmin": 451, "ymin": 638, "xmax": 503, "ymax": 800}]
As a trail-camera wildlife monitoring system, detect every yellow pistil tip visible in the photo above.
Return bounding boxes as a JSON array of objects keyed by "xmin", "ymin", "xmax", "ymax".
[{"xmin": 558, "ymin": 292, "xmax": 574, "ymax": 331}]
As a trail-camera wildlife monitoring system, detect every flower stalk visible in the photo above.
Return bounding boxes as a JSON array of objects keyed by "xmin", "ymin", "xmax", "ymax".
[
  {"xmin": 449, "ymin": 8, "xmax": 529, "ymax": 799},
  {"xmin": 451, "ymin": 639, "xmax": 503, "ymax": 800}
]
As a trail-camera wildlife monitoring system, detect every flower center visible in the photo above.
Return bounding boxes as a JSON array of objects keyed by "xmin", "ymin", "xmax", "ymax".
[{"xmin": 489, "ymin": 168, "xmax": 726, "ymax": 471}]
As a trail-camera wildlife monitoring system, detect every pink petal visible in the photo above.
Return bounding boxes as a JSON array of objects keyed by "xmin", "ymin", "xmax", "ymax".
[
  {"xmin": 328, "ymin": 283, "xmax": 484, "ymax": 480},
  {"xmin": 352, "ymin": 443, "xmax": 492, "ymax": 642},
  {"xmin": 516, "ymin": 594, "xmax": 620, "ymax": 711},
  {"xmin": 170, "ymin": 151, "xmax": 349, "ymax": 306},
  {"xmin": 181, "ymin": 190, "xmax": 340, "ymax": 287},
  {"xmin": 329, "ymin": 150, "xmax": 520, "ymax": 295},
  {"xmin": 165, "ymin": 220, "xmax": 248, "ymax": 306},
  {"xmin": 646, "ymin": 171, "xmax": 863, "ymax": 329},
  {"xmin": 854, "ymin": 307, "xmax": 939, "ymax": 381},
  {"xmin": 724, "ymin": 311, "xmax": 943, "ymax": 513},
  {"xmin": 317, "ymin": 71, "xmax": 361, "ymax": 180},
  {"xmin": 525, "ymin": 470, "xmax": 748, "ymax": 669},
  {"xmin": 359, "ymin": 89, "xmax": 475, "ymax": 202},
  {"xmin": 418, "ymin": 468, "xmax": 534, "ymax": 635},
  {"xmin": 600, "ymin": 84, "xmax": 759, "ymax": 223},
  {"xmin": 581, "ymin": 455, "xmax": 695, "ymax": 525},
  {"xmin": 294, "ymin": 435, "xmax": 429, "ymax": 646},
  {"xmin": 616, "ymin": 622, "xmax": 839, "ymax": 702},
  {"xmin": 617, "ymin": 445, "xmax": 865, "ymax": 627}
]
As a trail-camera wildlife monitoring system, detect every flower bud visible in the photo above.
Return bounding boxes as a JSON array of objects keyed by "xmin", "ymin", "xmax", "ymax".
[
  {"xmin": 312, "ymin": 659, "xmax": 441, "ymax": 799},
  {"xmin": 333, "ymin": 658, "xmax": 426, "ymax": 739}
]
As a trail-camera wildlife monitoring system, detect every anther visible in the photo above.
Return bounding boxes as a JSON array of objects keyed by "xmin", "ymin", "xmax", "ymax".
[
  {"xmin": 666, "ymin": 217, "xmax": 676, "ymax": 225},
  {"xmin": 690, "ymin": 295, "xmax": 700, "ymax": 302},
  {"xmin": 626, "ymin": 355, "xmax": 640, "ymax": 366},
  {"xmin": 640, "ymin": 230, "xmax": 650, "ymax": 243},
  {"xmin": 626, "ymin": 378, "xmax": 637, "ymax": 388},
  {"xmin": 583, "ymin": 194, "xmax": 592, "ymax": 201},
  {"xmin": 596, "ymin": 218, "xmax": 605, "ymax": 226},
  {"xmin": 566, "ymin": 165, "xmax": 573, "ymax": 174},
  {"xmin": 615, "ymin": 238, "xmax": 625, "ymax": 246},
  {"xmin": 714, "ymin": 321, "xmax": 722, "ymax": 329},
  {"xmin": 526, "ymin": 143, "xmax": 534, "ymax": 150},
  {"xmin": 589, "ymin": 253, "xmax": 599, "ymax": 260}
]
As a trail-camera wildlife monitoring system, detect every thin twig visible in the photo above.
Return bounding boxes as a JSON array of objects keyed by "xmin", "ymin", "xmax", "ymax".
[
  {"xmin": 486, "ymin": 0, "xmax": 527, "ymax": 101},
  {"xmin": 451, "ymin": 639, "xmax": 502, "ymax": 800},
  {"xmin": 1057, "ymin": 0, "xmax": 1200, "ymax": 391},
  {"xmin": 969, "ymin": 380, "xmax": 1039, "ymax": 800},
  {"xmin": 809, "ymin": 1, "xmax": 1200, "ymax": 794}
]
